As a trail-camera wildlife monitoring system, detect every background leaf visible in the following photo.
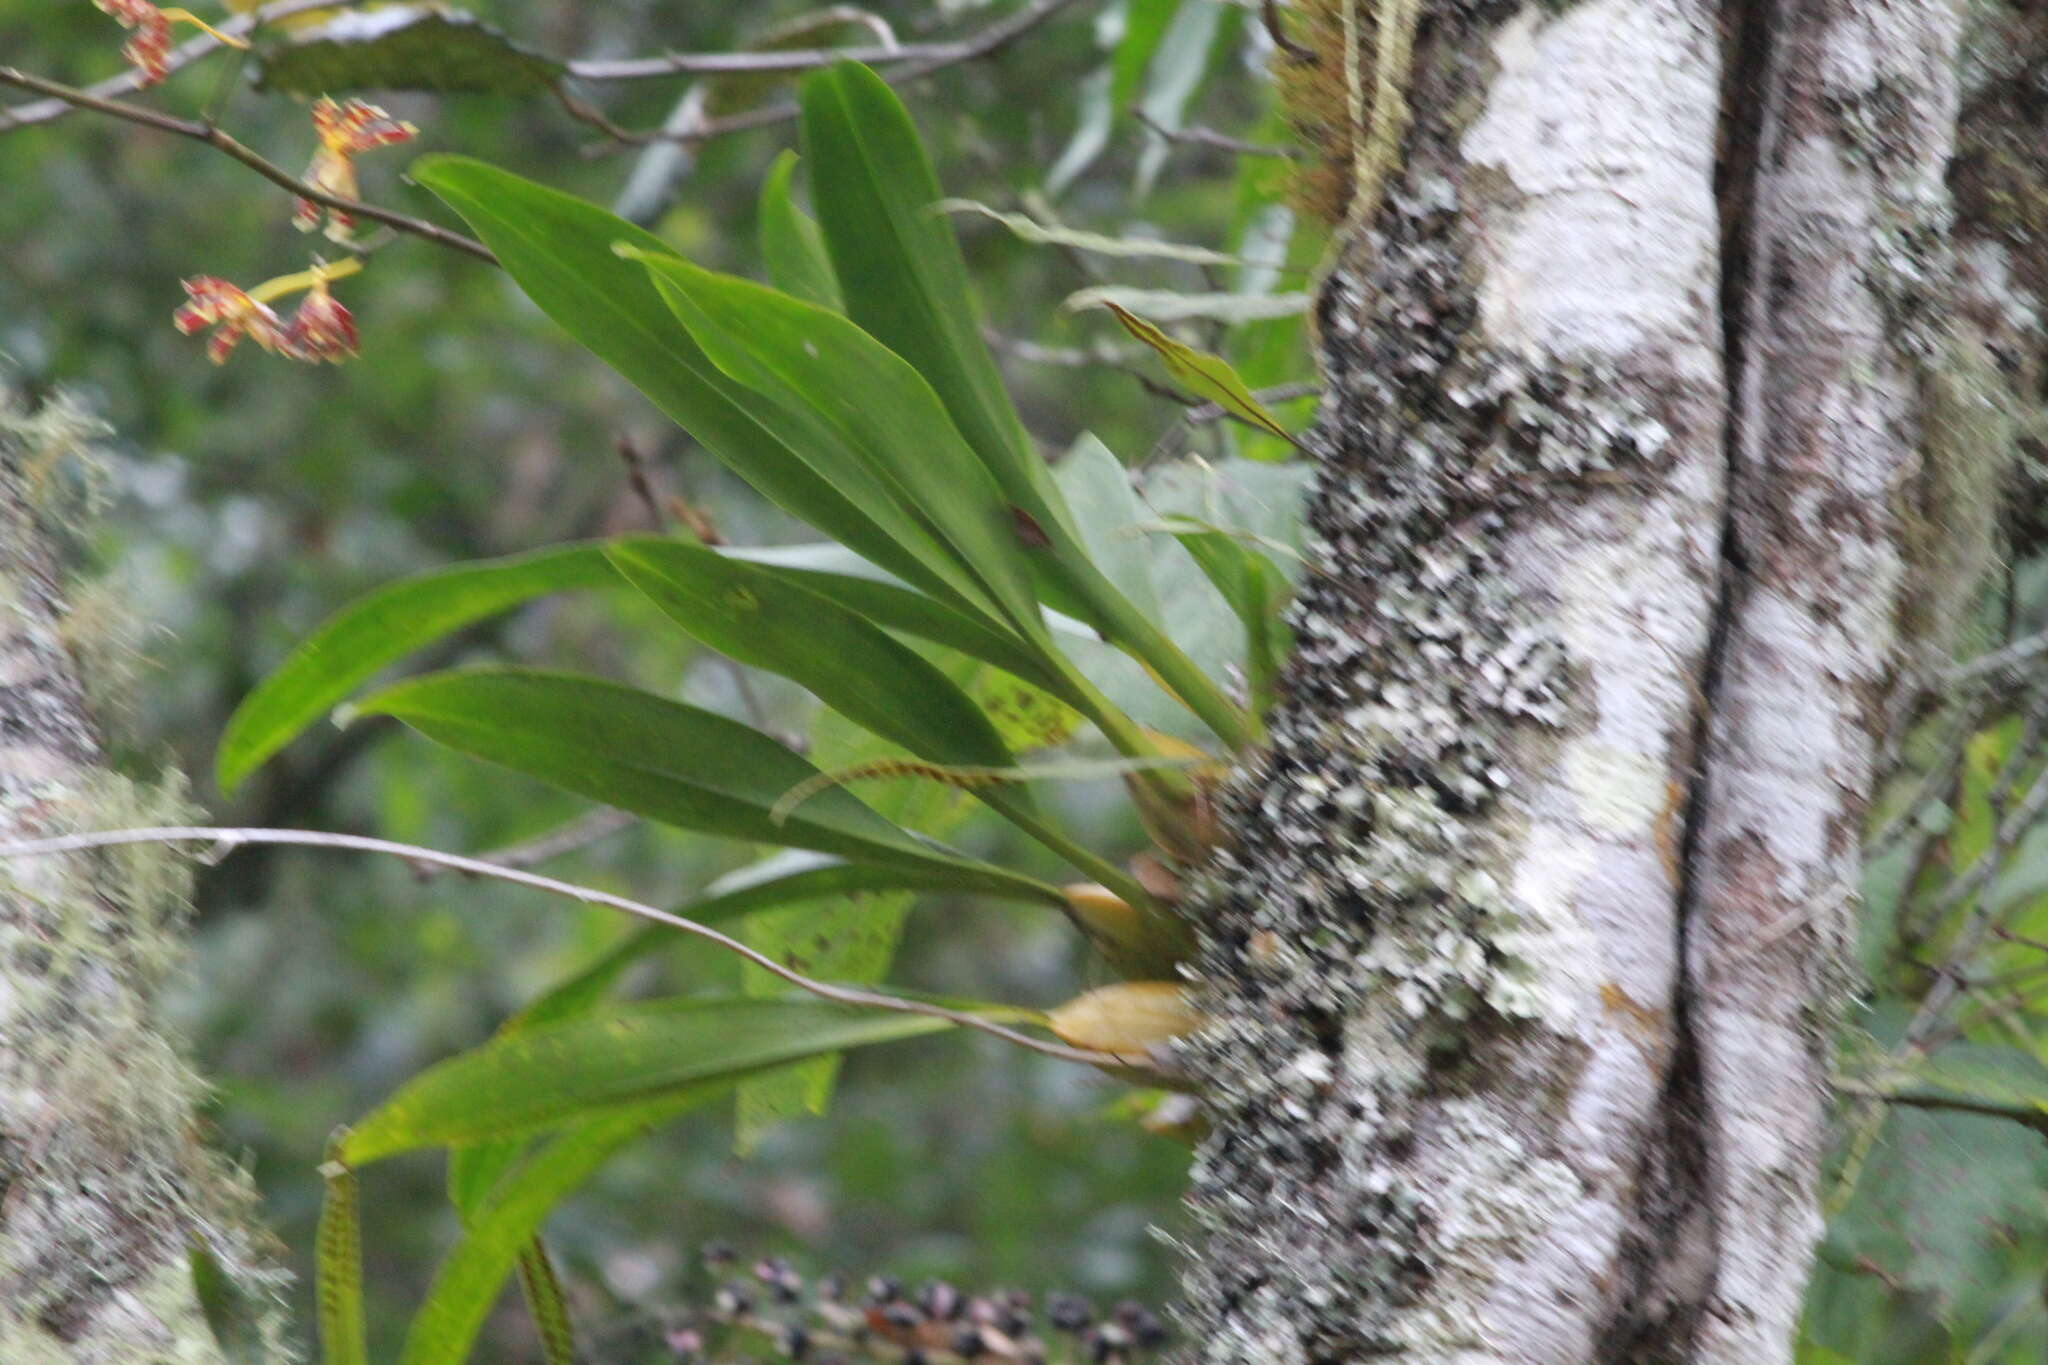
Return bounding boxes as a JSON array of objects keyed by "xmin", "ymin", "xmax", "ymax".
[
  {"xmin": 757, "ymin": 151, "xmax": 843, "ymax": 311},
  {"xmin": 255, "ymin": 8, "xmax": 565, "ymax": 95}
]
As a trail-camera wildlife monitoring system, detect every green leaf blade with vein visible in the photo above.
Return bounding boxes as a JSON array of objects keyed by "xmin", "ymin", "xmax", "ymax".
[
  {"xmin": 341, "ymin": 996, "xmax": 951, "ymax": 1164},
  {"xmin": 411, "ymin": 156, "xmax": 985, "ymax": 618},
  {"xmin": 626, "ymin": 250, "xmax": 1044, "ymax": 643},
  {"xmin": 793, "ymin": 65, "xmax": 1110, "ymax": 631},
  {"xmin": 215, "ymin": 543, "xmax": 619, "ymax": 793},
  {"xmin": 800, "ymin": 61, "xmax": 1039, "ymax": 501},
  {"xmin": 717, "ymin": 547, "xmax": 1072, "ymax": 698},
  {"xmin": 757, "ymin": 150, "xmax": 842, "ymax": 311},
  {"xmin": 607, "ymin": 538, "xmax": 1017, "ymax": 774},
  {"xmin": 353, "ymin": 667, "xmax": 1063, "ymax": 906}
]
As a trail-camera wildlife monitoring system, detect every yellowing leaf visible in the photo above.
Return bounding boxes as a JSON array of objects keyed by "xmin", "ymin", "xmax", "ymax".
[
  {"xmin": 1048, "ymin": 982, "xmax": 1203, "ymax": 1054},
  {"xmin": 1104, "ymin": 301, "xmax": 1303, "ymax": 450}
]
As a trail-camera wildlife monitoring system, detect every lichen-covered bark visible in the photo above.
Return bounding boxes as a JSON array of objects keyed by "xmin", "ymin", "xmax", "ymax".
[
  {"xmin": 0, "ymin": 395, "xmax": 289, "ymax": 1363},
  {"xmin": 1676, "ymin": 3, "xmax": 1961, "ymax": 1359},
  {"xmin": 1181, "ymin": 3, "xmax": 1729, "ymax": 1359},
  {"xmin": 1181, "ymin": 0, "xmax": 1964, "ymax": 1360}
]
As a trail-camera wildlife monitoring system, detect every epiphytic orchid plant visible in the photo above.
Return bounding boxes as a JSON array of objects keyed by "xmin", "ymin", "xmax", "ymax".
[{"xmin": 199, "ymin": 61, "xmax": 1298, "ymax": 1365}]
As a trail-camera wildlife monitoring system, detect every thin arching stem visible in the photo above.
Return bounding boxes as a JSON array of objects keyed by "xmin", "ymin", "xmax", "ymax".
[{"xmin": 0, "ymin": 824, "xmax": 1156, "ymax": 1073}]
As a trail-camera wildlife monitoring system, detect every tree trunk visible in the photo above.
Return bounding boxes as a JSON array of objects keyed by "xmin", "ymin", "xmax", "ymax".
[
  {"xmin": 0, "ymin": 394, "xmax": 288, "ymax": 1363},
  {"xmin": 1183, "ymin": 2, "xmax": 1962, "ymax": 1360}
]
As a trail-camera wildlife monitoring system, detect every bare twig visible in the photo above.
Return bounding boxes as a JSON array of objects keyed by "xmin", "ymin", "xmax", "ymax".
[
  {"xmin": 566, "ymin": 0, "xmax": 1081, "ymax": 82},
  {"xmin": 1868, "ymin": 697, "xmax": 1981, "ymax": 859},
  {"xmin": 1131, "ymin": 106, "xmax": 1296, "ymax": 159},
  {"xmin": 1846, "ymin": 1086, "xmax": 2048, "ymax": 1139},
  {"xmin": 594, "ymin": 0, "xmax": 1085, "ymax": 148},
  {"xmin": 0, "ymin": 825, "xmax": 1149, "ymax": 1072},
  {"xmin": 1183, "ymin": 380, "xmax": 1322, "ymax": 427},
  {"xmin": 983, "ymin": 329, "xmax": 1142, "ymax": 370},
  {"xmin": 1947, "ymin": 627, "xmax": 2048, "ymax": 689},
  {"xmin": 1147, "ymin": 381, "xmax": 1321, "ymax": 466},
  {"xmin": 414, "ymin": 806, "xmax": 637, "ymax": 881},
  {"xmin": 0, "ymin": 66, "xmax": 495, "ymax": 264},
  {"xmin": 0, "ymin": 0, "xmax": 369, "ymax": 133}
]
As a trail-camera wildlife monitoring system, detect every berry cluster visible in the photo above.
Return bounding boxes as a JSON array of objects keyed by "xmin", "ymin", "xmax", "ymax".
[{"xmin": 666, "ymin": 1245, "xmax": 1169, "ymax": 1365}]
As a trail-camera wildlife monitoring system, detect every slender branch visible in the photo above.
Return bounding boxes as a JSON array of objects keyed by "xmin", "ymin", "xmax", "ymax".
[
  {"xmin": 1847, "ymin": 1086, "xmax": 2048, "ymax": 1139},
  {"xmin": 0, "ymin": 825, "xmax": 1152, "ymax": 1073},
  {"xmin": 1146, "ymin": 381, "xmax": 1321, "ymax": 466},
  {"xmin": 0, "ymin": 66, "xmax": 495, "ymax": 264},
  {"xmin": 566, "ymin": 0, "xmax": 1082, "ymax": 82},
  {"xmin": 594, "ymin": 0, "xmax": 1086, "ymax": 148},
  {"xmin": 0, "ymin": 0, "xmax": 368, "ymax": 133},
  {"xmin": 413, "ymin": 806, "xmax": 637, "ymax": 881},
  {"xmin": 1182, "ymin": 380, "xmax": 1322, "ymax": 427},
  {"xmin": 1131, "ymin": 107, "xmax": 1297, "ymax": 159},
  {"xmin": 984, "ymin": 329, "xmax": 1142, "ymax": 370},
  {"xmin": 1947, "ymin": 627, "xmax": 2048, "ymax": 688}
]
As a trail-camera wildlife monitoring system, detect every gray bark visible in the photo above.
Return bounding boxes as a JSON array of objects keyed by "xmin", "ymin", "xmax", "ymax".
[
  {"xmin": 0, "ymin": 394, "xmax": 288, "ymax": 1363},
  {"xmin": 1183, "ymin": 2, "xmax": 1962, "ymax": 1361}
]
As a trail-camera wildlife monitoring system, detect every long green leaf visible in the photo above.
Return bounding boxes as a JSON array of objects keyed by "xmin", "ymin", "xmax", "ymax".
[
  {"xmin": 718, "ymin": 547, "xmax": 1072, "ymax": 698},
  {"xmin": 626, "ymin": 250, "xmax": 1044, "ymax": 642},
  {"xmin": 792, "ymin": 67, "xmax": 1097, "ymax": 621},
  {"xmin": 613, "ymin": 538, "xmax": 1166, "ymax": 892},
  {"xmin": 608, "ymin": 538, "xmax": 1017, "ymax": 772},
  {"xmin": 794, "ymin": 69, "xmax": 1248, "ymax": 743},
  {"xmin": 757, "ymin": 150, "xmax": 841, "ymax": 311},
  {"xmin": 412, "ymin": 156, "xmax": 990, "ymax": 619},
  {"xmin": 353, "ymin": 667, "xmax": 1063, "ymax": 905},
  {"xmin": 341, "ymin": 996, "xmax": 950, "ymax": 1163},
  {"xmin": 800, "ymin": 61, "xmax": 1039, "ymax": 500},
  {"xmin": 215, "ymin": 544, "xmax": 618, "ymax": 793}
]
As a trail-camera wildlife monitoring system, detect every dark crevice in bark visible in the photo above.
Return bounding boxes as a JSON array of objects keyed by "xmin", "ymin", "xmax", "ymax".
[{"xmin": 1598, "ymin": 1, "xmax": 1779, "ymax": 1358}]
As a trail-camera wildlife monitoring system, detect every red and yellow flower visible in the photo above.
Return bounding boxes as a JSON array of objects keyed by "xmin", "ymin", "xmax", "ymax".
[
  {"xmin": 281, "ymin": 275, "xmax": 359, "ymax": 363},
  {"xmin": 173, "ymin": 257, "xmax": 363, "ymax": 365},
  {"xmin": 294, "ymin": 98, "xmax": 418, "ymax": 242},
  {"xmin": 92, "ymin": 0, "xmax": 244, "ymax": 87}
]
